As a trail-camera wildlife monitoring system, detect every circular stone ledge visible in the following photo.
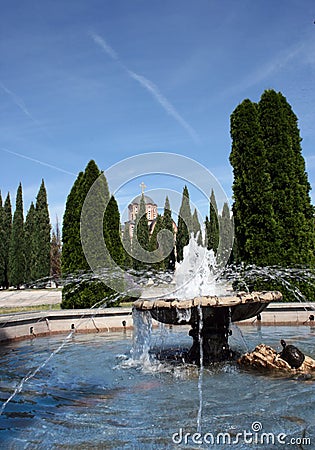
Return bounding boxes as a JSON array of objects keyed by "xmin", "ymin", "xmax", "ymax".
[{"xmin": 133, "ymin": 291, "xmax": 283, "ymax": 311}]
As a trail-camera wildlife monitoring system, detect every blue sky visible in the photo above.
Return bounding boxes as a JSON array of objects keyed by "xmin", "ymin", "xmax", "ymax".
[{"xmin": 1, "ymin": 0, "xmax": 315, "ymax": 227}]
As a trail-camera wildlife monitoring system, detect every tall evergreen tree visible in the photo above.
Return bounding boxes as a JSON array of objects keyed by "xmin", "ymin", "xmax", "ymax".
[
  {"xmin": 230, "ymin": 90, "xmax": 315, "ymax": 300},
  {"xmin": 206, "ymin": 190, "xmax": 220, "ymax": 255},
  {"xmin": 133, "ymin": 194, "xmax": 150, "ymax": 271},
  {"xmin": 50, "ymin": 217, "xmax": 62, "ymax": 286},
  {"xmin": 163, "ymin": 196, "xmax": 175, "ymax": 270},
  {"xmin": 61, "ymin": 171, "xmax": 85, "ymax": 275},
  {"xmin": 24, "ymin": 202, "xmax": 36, "ymax": 284},
  {"xmin": 176, "ymin": 186, "xmax": 192, "ymax": 262},
  {"xmin": 230, "ymin": 98, "xmax": 277, "ymax": 265},
  {"xmin": 32, "ymin": 180, "xmax": 51, "ymax": 282},
  {"xmin": 2, "ymin": 194, "xmax": 12, "ymax": 289},
  {"xmin": 61, "ymin": 161, "xmax": 118, "ymax": 308},
  {"xmin": 122, "ymin": 222, "xmax": 133, "ymax": 269},
  {"xmin": 0, "ymin": 192, "xmax": 4, "ymax": 287},
  {"xmin": 192, "ymin": 208, "xmax": 203, "ymax": 246},
  {"xmin": 9, "ymin": 183, "xmax": 25, "ymax": 288},
  {"xmin": 218, "ymin": 202, "xmax": 234, "ymax": 264},
  {"xmin": 104, "ymin": 195, "xmax": 125, "ymax": 267},
  {"xmin": 258, "ymin": 89, "xmax": 315, "ymax": 265},
  {"xmin": 149, "ymin": 214, "xmax": 165, "ymax": 271}
]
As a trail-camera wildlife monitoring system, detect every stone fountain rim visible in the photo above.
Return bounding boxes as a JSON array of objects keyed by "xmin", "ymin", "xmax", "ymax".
[{"xmin": 133, "ymin": 291, "xmax": 283, "ymax": 311}]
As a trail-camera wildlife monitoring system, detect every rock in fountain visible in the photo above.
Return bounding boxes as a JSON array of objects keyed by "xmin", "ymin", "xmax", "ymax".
[{"xmin": 238, "ymin": 342, "xmax": 315, "ymax": 375}]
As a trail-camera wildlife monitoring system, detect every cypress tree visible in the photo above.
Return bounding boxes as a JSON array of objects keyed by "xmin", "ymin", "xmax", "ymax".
[
  {"xmin": 61, "ymin": 171, "xmax": 85, "ymax": 274},
  {"xmin": 32, "ymin": 180, "xmax": 51, "ymax": 282},
  {"xmin": 50, "ymin": 217, "xmax": 62, "ymax": 286},
  {"xmin": 218, "ymin": 202, "xmax": 234, "ymax": 264},
  {"xmin": 24, "ymin": 202, "xmax": 36, "ymax": 284},
  {"xmin": 2, "ymin": 194, "xmax": 12, "ymax": 289},
  {"xmin": 192, "ymin": 208, "xmax": 203, "ymax": 246},
  {"xmin": 258, "ymin": 90, "xmax": 315, "ymax": 265},
  {"xmin": 61, "ymin": 160, "xmax": 117, "ymax": 309},
  {"xmin": 206, "ymin": 190, "xmax": 220, "ymax": 255},
  {"xmin": 0, "ymin": 193, "xmax": 4, "ymax": 287},
  {"xmin": 122, "ymin": 222, "xmax": 133, "ymax": 269},
  {"xmin": 9, "ymin": 183, "xmax": 25, "ymax": 288},
  {"xmin": 230, "ymin": 98, "xmax": 277, "ymax": 265},
  {"xmin": 104, "ymin": 195, "xmax": 125, "ymax": 268},
  {"xmin": 149, "ymin": 214, "xmax": 165, "ymax": 271},
  {"xmin": 133, "ymin": 194, "xmax": 150, "ymax": 271},
  {"xmin": 176, "ymin": 186, "xmax": 192, "ymax": 262},
  {"xmin": 163, "ymin": 196, "xmax": 175, "ymax": 270}
]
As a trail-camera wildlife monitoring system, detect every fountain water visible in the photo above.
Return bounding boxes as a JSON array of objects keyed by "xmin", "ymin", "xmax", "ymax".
[
  {"xmin": 0, "ymin": 238, "xmax": 315, "ymax": 447},
  {"xmin": 133, "ymin": 235, "xmax": 282, "ymax": 364}
]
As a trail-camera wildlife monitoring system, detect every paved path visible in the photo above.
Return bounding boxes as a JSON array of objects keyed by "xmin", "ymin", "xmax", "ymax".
[{"xmin": 0, "ymin": 290, "xmax": 62, "ymax": 308}]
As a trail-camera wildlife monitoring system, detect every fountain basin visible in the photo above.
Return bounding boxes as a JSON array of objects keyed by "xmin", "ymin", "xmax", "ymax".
[
  {"xmin": 133, "ymin": 291, "xmax": 283, "ymax": 364},
  {"xmin": 133, "ymin": 291, "xmax": 283, "ymax": 325}
]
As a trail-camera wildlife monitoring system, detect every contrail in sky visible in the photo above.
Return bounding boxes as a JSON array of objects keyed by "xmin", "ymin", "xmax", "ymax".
[
  {"xmin": 1, "ymin": 148, "xmax": 76, "ymax": 176},
  {"xmin": 89, "ymin": 32, "xmax": 200, "ymax": 144},
  {"xmin": 0, "ymin": 80, "xmax": 38, "ymax": 124}
]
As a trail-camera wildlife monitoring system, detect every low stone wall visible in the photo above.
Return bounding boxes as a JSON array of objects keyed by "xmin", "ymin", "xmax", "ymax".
[
  {"xmin": 0, "ymin": 308, "xmax": 133, "ymax": 343},
  {"xmin": 237, "ymin": 302, "xmax": 314, "ymax": 326},
  {"xmin": 0, "ymin": 303, "xmax": 313, "ymax": 343}
]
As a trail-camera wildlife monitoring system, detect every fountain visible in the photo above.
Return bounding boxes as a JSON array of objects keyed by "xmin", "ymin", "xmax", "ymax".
[
  {"xmin": 0, "ymin": 237, "xmax": 314, "ymax": 447},
  {"xmin": 133, "ymin": 236, "xmax": 283, "ymax": 364}
]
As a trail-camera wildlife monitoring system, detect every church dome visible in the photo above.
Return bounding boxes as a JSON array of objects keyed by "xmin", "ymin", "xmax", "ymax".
[{"xmin": 131, "ymin": 194, "xmax": 156, "ymax": 205}]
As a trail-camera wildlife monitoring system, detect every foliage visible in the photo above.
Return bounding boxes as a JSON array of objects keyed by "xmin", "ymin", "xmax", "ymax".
[
  {"xmin": 9, "ymin": 184, "xmax": 25, "ymax": 288},
  {"xmin": 149, "ymin": 214, "xmax": 166, "ymax": 271},
  {"xmin": 1, "ymin": 194, "xmax": 12, "ymax": 289},
  {"xmin": 192, "ymin": 208, "xmax": 203, "ymax": 246},
  {"xmin": 61, "ymin": 160, "xmax": 118, "ymax": 309},
  {"xmin": 24, "ymin": 202, "xmax": 36, "ymax": 284},
  {"xmin": 229, "ymin": 89, "xmax": 315, "ymax": 300},
  {"xmin": 217, "ymin": 202, "xmax": 234, "ymax": 265},
  {"xmin": 50, "ymin": 217, "xmax": 62, "ymax": 286},
  {"xmin": 32, "ymin": 180, "xmax": 51, "ymax": 281},
  {"xmin": 163, "ymin": 196, "xmax": 175, "ymax": 270},
  {"xmin": 176, "ymin": 186, "xmax": 192, "ymax": 262},
  {"xmin": 132, "ymin": 194, "xmax": 150, "ymax": 271},
  {"xmin": 104, "ymin": 195, "xmax": 125, "ymax": 268},
  {"xmin": 206, "ymin": 189, "xmax": 219, "ymax": 254},
  {"xmin": 122, "ymin": 222, "xmax": 133, "ymax": 269}
]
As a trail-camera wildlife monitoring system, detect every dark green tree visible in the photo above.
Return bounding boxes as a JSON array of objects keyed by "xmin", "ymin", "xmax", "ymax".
[
  {"xmin": 61, "ymin": 171, "xmax": 85, "ymax": 275},
  {"xmin": 0, "ymin": 193, "xmax": 4, "ymax": 287},
  {"xmin": 133, "ymin": 194, "xmax": 150, "ymax": 271},
  {"xmin": 104, "ymin": 195, "xmax": 125, "ymax": 268},
  {"xmin": 230, "ymin": 98, "xmax": 277, "ymax": 265},
  {"xmin": 61, "ymin": 160, "xmax": 117, "ymax": 309},
  {"xmin": 176, "ymin": 186, "xmax": 192, "ymax": 262},
  {"xmin": 230, "ymin": 90, "xmax": 315, "ymax": 301},
  {"xmin": 258, "ymin": 89, "xmax": 315, "ymax": 265},
  {"xmin": 32, "ymin": 180, "xmax": 51, "ymax": 282},
  {"xmin": 9, "ymin": 183, "xmax": 25, "ymax": 288},
  {"xmin": 218, "ymin": 202, "xmax": 234, "ymax": 264},
  {"xmin": 163, "ymin": 196, "xmax": 175, "ymax": 270},
  {"xmin": 206, "ymin": 190, "xmax": 220, "ymax": 255},
  {"xmin": 50, "ymin": 217, "xmax": 62, "ymax": 286},
  {"xmin": 122, "ymin": 222, "xmax": 133, "ymax": 269},
  {"xmin": 2, "ymin": 194, "xmax": 12, "ymax": 289},
  {"xmin": 149, "ymin": 214, "xmax": 165, "ymax": 271},
  {"xmin": 24, "ymin": 202, "xmax": 36, "ymax": 284},
  {"xmin": 192, "ymin": 208, "xmax": 203, "ymax": 246}
]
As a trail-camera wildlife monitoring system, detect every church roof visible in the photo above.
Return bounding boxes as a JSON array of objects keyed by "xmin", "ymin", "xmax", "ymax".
[{"xmin": 131, "ymin": 194, "xmax": 156, "ymax": 205}]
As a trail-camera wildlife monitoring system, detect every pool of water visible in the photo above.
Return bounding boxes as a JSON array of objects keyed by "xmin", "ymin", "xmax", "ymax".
[{"xmin": 0, "ymin": 325, "xmax": 314, "ymax": 449}]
